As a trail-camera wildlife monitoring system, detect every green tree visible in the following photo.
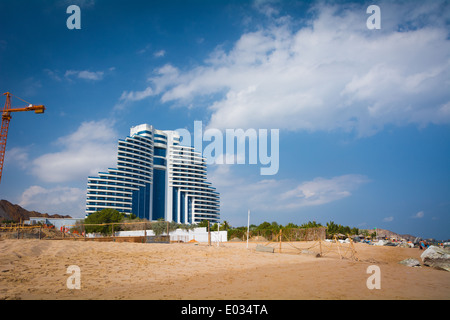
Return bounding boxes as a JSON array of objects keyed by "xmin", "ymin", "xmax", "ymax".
[
  {"xmin": 168, "ymin": 220, "xmax": 180, "ymax": 232},
  {"xmin": 222, "ymin": 220, "xmax": 231, "ymax": 231},
  {"xmin": 197, "ymin": 220, "xmax": 210, "ymax": 229},
  {"xmin": 151, "ymin": 220, "xmax": 169, "ymax": 236},
  {"xmin": 178, "ymin": 223, "xmax": 196, "ymax": 231},
  {"xmin": 227, "ymin": 226, "xmax": 248, "ymax": 241},
  {"xmin": 84, "ymin": 208, "xmax": 125, "ymax": 235},
  {"xmin": 300, "ymin": 221, "xmax": 323, "ymax": 228},
  {"xmin": 128, "ymin": 213, "xmax": 137, "ymax": 219},
  {"xmin": 256, "ymin": 221, "xmax": 271, "ymax": 230},
  {"xmin": 325, "ymin": 221, "xmax": 359, "ymax": 238}
]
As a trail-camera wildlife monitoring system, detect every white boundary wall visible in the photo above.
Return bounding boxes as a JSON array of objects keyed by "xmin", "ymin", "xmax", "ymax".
[{"xmin": 111, "ymin": 227, "xmax": 227, "ymax": 243}]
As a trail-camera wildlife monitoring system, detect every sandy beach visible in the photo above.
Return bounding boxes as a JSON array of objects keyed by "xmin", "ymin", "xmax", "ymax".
[{"xmin": 0, "ymin": 238, "xmax": 449, "ymax": 300}]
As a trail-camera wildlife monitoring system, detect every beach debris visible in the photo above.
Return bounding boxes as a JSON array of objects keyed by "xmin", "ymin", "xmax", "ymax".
[
  {"xmin": 0, "ymin": 266, "xmax": 11, "ymax": 273},
  {"xmin": 301, "ymin": 249, "xmax": 321, "ymax": 257},
  {"xmin": 397, "ymin": 242, "xmax": 414, "ymax": 248},
  {"xmin": 373, "ymin": 240, "xmax": 400, "ymax": 246},
  {"xmin": 250, "ymin": 236, "xmax": 268, "ymax": 242},
  {"xmin": 374, "ymin": 240, "xmax": 389, "ymax": 246},
  {"xmin": 255, "ymin": 244, "xmax": 274, "ymax": 253},
  {"xmin": 399, "ymin": 258, "xmax": 421, "ymax": 267},
  {"xmin": 420, "ymin": 246, "xmax": 450, "ymax": 272}
]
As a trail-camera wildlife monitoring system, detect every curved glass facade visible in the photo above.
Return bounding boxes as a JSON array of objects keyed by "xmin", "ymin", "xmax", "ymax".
[
  {"xmin": 85, "ymin": 124, "xmax": 220, "ymax": 224},
  {"xmin": 168, "ymin": 144, "xmax": 220, "ymax": 224}
]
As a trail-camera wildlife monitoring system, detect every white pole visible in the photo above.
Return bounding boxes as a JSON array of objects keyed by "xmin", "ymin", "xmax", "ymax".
[
  {"xmin": 217, "ymin": 223, "xmax": 220, "ymax": 247},
  {"xmin": 247, "ymin": 209, "xmax": 250, "ymax": 249}
]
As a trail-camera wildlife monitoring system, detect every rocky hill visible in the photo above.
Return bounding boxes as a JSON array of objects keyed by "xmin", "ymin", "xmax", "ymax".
[
  {"xmin": 0, "ymin": 200, "xmax": 71, "ymax": 222},
  {"xmin": 372, "ymin": 228, "xmax": 417, "ymax": 242}
]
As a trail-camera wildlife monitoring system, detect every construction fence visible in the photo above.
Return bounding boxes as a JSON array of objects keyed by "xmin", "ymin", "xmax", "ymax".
[
  {"xmin": 0, "ymin": 220, "xmax": 226, "ymax": 244},
  {"xmin": 249, "ymin": 228, "xmax": 358, "ymax": 261},
  {"xmin": 0, "ymin": 222, "xmax": 358, "ymax": 260},
  {"xmin": 230, "ymin": 227, "xmax": 327, "ymax": 242},
  {"xmin": 0, "ymin": 223, "xmax": 78, "ymax": 240}
]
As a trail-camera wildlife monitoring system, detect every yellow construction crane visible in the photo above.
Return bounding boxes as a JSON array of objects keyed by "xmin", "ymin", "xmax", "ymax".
[{"xmin": 0, "ymin": 92, "xmax": 45, "ymax": 183}]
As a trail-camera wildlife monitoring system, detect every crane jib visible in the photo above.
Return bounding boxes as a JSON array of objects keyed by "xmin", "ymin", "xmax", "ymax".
[{"xmin": 0, "ymin": 92, "xmax": 45, "ymax": 183}]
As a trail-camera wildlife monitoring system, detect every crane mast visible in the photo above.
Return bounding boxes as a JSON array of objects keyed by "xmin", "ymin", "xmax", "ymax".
[{"xmin": 0, "ymin": 92, "xmax": 45, "ymax": 183}]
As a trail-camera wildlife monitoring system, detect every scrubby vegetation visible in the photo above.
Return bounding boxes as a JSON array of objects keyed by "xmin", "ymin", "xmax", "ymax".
[
  {"xmin": 226, "ymin": 220, "xmax": 360, "ymax": 241},
  {"xmin": 81, "ymin": 209, "xmax": 362, "ymax": 240}
]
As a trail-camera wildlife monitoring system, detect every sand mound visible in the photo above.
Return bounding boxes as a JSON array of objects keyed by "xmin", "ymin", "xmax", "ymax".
[
  {"xmin": 0, "ymin": 240, "xmax": 449, "ymax": 300},
  {"xmin": 249, "ymin": 236, "xmax": 268, "ymax": 242}
]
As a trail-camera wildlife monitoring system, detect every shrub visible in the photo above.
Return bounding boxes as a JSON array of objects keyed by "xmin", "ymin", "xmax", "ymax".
[{"xmin": 84, "ymin": 208, "xmax": 125, "ymax": 235}]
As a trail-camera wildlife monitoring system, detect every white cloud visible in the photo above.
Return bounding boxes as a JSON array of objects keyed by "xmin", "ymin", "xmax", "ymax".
[
  {"xmin": 4, "ymin": 146, "xmax": 29, "ymax": 169},
  {"xmin": 279, "ymin": 174, "xmax": 370, "ymax": 209},
  {"xmin": 383, "ymin": 216, "xmax": 394, "ymax": 222},
  {"xmin": 65, "ymin": 70, "xmax": 104, "ymax": 81},
  {"xmin": 253, "ymin": 0, "xmax": 280, "ymax": 17},
  {"xmin": 44, "ymin": 69, "xmax": 62, "ymax": 81},
  {"xmin": 131, "ymin": 1, "xmax": 450, "ymax": 137},
  {"xmin": 47, "ymin": 67, "xmax": 114, "ymax": 82},
  {"xmin": 114, "ymin": 87, "xmax": 155, "ymax": 110},
  {"xmin": 209, "ymin": 165, "xmax": 369, "ymax": 216},
  {"xmin": 412, "ymin": 211, "xmax": 425, "ymax": 219},
  {"xmin": 31, "ymin": 120, "xmax": 117, "ymax": 183},
  {"xmin": 114, "ymin": 64, "xmax": 181, "ymax": 110},
  {"xmin": 19, "ymin": 185, "xmax": 86, "ymax": 217},
  {"xmin": 119, "ymin": 87, "xmax": 154, "ymax": 102},
  {"xmin": 154, "ymin": 50, "xmax": 166, "ymax": 58}
]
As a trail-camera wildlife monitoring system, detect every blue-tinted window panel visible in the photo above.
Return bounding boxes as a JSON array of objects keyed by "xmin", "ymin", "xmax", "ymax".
[
  {"xmin": 152, "ymin": 168, "xmax": 166, "ymax": 220},
  {"xmin": 154, "ymin": 139, "xmax": 167, "ymax": 145},
  {"xmin": 154, "ymin": 147, "xmax": 167, "ymax": 157},
  {"xmin": 153, "ymin": 157, "xmax": 167, "ymax": 166}
]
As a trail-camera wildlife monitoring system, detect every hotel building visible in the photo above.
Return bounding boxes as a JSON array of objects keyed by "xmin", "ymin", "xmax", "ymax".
[{"xmin": 85, "ymin": 124, "xmax": 220, "ymax": 224}]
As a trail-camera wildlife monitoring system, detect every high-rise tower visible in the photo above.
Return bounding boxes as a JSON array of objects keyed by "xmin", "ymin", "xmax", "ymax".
[{"xmin": 85, "ymin": 124, "xmax": 220, "ymax": 224}]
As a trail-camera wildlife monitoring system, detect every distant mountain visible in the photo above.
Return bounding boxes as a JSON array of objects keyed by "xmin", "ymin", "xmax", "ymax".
[
  {"xmin": 373, "ymin": 228, "xmax": 417, "ymax": 242},
  {"xmin": 0, "ymin": 200, "xmax": 71, "ymax": 222}
]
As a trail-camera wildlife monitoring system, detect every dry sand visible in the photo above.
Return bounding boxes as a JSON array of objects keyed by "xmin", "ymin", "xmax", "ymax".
[{"xmin": 0, "ymin": 239, "xmax": 449, "ymax": 300}]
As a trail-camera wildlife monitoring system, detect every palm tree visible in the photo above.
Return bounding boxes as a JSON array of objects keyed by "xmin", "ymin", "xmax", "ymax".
[
  {"xmin": 326, "ymin": 221, "xmax": 338, "ymax": 238},
  {"xmin": 222, "ymin": 220, "xmax": 231, "ymax": 231}
]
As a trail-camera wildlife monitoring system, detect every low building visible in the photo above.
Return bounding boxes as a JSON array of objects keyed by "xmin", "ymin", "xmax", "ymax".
[
  {"xmin": 27, "ymin": 217, "xmax": 84, "ymax": 231},
  {"xmin": 112, "ymin": 227, "xmax": 227, "ymax": 243}
]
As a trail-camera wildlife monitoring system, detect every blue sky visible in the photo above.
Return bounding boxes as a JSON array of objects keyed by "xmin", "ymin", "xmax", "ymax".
[{"xmin": 0, "ymin": 0, "xmax": 449, "ymax": 240}]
